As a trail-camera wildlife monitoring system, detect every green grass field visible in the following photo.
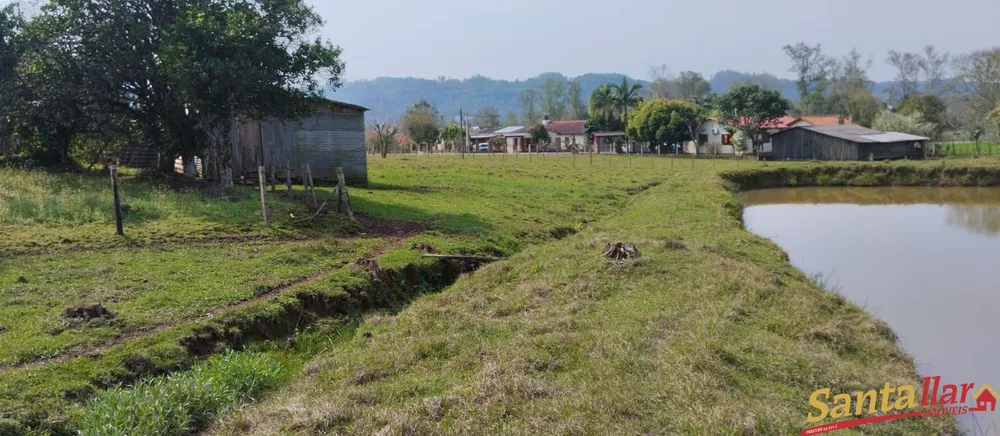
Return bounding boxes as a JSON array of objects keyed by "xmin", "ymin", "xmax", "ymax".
[
  {"xmin": 936, "ymin": 141, "xmax": 1000, "ymax": 157},
  {"xmin": 3, "ymin": 154, "xmax": 993, "ymax": 434}
]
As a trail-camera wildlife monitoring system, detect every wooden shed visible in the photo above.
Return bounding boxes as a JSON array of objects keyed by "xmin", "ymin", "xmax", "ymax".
[
  {"xmin": 231, "ymin": 98, "xmax": 369, "ymax": 185},
  {"xmin": 770, "ymin": 125, "xmax": 929, "ymax": 161}
]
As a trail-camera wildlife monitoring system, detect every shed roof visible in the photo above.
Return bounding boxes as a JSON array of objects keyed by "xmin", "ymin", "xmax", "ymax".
[
  {"xmin": 545, "ymin": 120, "xmax": 586, "ymax": 135},
  {"xmin": 777, "ymin": 125, "xmax": 930, "ymax": 143},
  {"xmin": 306, "ymin": 96, "xmax": 369, "ymax": 112}
]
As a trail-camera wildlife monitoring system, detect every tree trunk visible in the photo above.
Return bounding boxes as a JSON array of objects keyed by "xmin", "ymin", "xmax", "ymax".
[{"xmin": 182, "ymin": 155, "xmax": 197, "ymax": 179}]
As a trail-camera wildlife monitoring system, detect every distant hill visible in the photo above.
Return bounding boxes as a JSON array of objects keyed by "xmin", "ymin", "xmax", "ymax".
[{"xmin": 329, "ymin": 71, "xmax": 895, "ymax": 122}]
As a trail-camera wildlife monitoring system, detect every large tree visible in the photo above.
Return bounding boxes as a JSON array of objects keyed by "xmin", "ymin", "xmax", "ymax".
[
  {"xmin": 626, "ymin": 99, "xmax": 700, "ymax": 152},
  {"xmin": 518, "ymin": 89, "xmax": 541, "ymax": 125},
  {"xmin": 567, "ymin": 78, "xmax": 588, "ymax": 120},
  {"xmin": 783, "ymin": 42, "xmax": 834, "ymax": 102},
  {"xmin": 675, "ymin": 71, "xmax": 711, "ymax": 102},
  {"xmin": 920, "ymin": 45, "xmax": 951, "ymax": 97},
  {"xmin": 7, "ymin": 0, "xmax": 344, "ymax": 180},
  {"xmin": 953, "ymin": 48, "xmax": 1000, "ymax": 125},
  {"xmin": 540, "ymin": 77, "xmax": 567, "ymax": 120},
  {"xmin": 887, "ymin": 50, "xmax": 923, "ymax": 103},
  {"xmin": 897, "ymin": 94, "xmax": 948, "ymax": 139},
  {"xmin": 473, "ymin": 104, "xmax": 500, "ymax": 128},
  {"xmin": 402, "ymin": 100, "xmax": 440, "ymax": 151},
  {"xmin": 830, "ymin": 49, "xmax": 881, "ymax": 127},
  {"xmin": 718, "ymin": 84, "xmax": 791, "ymax": 155},
  {"xmin": 159, "ymin": 0, "xmax": 345, "ymax": 186},
  {"xmin": 647, "ymin": 65, "xmax": 675, "ymax": 99}
]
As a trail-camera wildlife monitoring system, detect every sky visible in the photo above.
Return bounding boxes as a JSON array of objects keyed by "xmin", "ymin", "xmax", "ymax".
[{"xmin": 308, "ymin": 0, "xmax": 999, "ymax": 83}]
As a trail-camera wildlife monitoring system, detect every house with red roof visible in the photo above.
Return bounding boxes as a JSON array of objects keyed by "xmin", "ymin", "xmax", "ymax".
[{"xmin": 542, "ymin": 119, "xmax": 587, "ymax": 151}]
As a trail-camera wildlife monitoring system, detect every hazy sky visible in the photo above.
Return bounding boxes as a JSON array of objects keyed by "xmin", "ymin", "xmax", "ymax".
[{"xmin": 309, "ymin": 0, "xmax": 998, "ymax": 82}]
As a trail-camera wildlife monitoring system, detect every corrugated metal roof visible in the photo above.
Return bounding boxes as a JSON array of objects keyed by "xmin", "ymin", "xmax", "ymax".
[
  {"xmin": 860, "ymin": 132, "xmax": 930, "ymax": 142},
  {"xmin": 495, "ymin": 126, "xmax": 528, "ymax": 134},
  {"xmin": 785, "ymin": 125, "xmax": 930, "ymax": 143}
]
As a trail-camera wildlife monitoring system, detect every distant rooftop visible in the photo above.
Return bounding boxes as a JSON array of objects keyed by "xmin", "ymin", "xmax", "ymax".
[{"xmin": 789, "ymin": 125, "xmax": 930, "ymax": 143}]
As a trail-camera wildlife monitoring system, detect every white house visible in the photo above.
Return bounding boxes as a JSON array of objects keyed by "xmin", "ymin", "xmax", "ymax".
[
  {"xmin": 542, "ymin": 120, "xmax": 586, "ymax": 151},
  {"xmin": 685, "ymin": 115, "xmax": 852, "ymax": 155},
  {"xmin": 683, "ymin": 118, "xmax": 735, "ymax": 155}
]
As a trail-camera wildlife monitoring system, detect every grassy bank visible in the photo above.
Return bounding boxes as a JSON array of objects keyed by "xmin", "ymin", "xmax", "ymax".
[
  {"xmin": 6, "ymin": 154, "xmax": 997, "ymax": 434},
  {"xmin": 0, "ymin": 155, "xmax": 668, "ymax": 433},
  {"xmin": 200, "ymin": 156, "xmax": 987, "ymax": 435}
]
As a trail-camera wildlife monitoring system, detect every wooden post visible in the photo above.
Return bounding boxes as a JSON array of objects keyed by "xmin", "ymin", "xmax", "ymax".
[
  {"xmin": 257, "ymin": 166, "xmax": 270, "ymax": 227},
  {"xmin": 305, "ymin": 164, "xmax": 317, "ymax": 207},
  {"xmin": 335, "ymin": 167, "xmax": 355, "ymax": 221},
  {"xmin": 269, "ymin": 152, "xmax": 276, "ymax": 192},
  {"xmin": 109, "ymin": 165, "xmax": 124, "ymax": 236},
  {"xmin": 589, "ymin": 150, "xmax": 593, "ymax": 166},
  {"xmin": 285, "ymin": 160, "xmax": 292, "ymax": 193}
]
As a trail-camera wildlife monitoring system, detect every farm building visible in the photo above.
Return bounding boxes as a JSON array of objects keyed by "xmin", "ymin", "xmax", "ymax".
[
  {"xmin": 230, "ymin": 98, "xmax": 369, "ymax": 185},
  {"xmin": 770, "ymin": 125, "xmax": 929, "ymax": 161}
]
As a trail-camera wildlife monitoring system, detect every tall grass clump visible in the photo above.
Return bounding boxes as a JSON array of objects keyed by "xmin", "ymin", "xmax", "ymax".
[{"xmin": 77, "ymin": 351, "xmax": 286, "ymax": 435}]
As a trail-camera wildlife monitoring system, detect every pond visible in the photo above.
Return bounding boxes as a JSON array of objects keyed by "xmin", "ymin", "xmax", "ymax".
[{"xmin": 743, "ymin": 186, "xmax": 1000, "ymax": 434}]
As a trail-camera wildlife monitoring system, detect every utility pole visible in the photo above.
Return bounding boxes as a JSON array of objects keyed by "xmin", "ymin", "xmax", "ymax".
[{"xmin": 460, "ymin": 109, "xmax": 468, "ymax": 159}]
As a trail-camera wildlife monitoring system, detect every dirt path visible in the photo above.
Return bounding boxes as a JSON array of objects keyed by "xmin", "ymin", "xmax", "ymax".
[{"xmin": 0, "ymin": 236, "xmax": 408, "ymax": 374}]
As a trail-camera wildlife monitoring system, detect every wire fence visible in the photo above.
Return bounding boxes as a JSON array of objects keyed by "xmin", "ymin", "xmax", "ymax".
[{"xmin": 933, "ymin": 142, "xmax": 1000, "ymax": 157}]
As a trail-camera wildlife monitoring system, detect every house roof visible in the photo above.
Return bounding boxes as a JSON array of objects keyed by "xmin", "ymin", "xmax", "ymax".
[
  {"xmin": 469, "ymin": 126, "xmax": 528, "ymax": 139},
  {"xmin": 545, "ymin": 120, "xmax": 586, "ymax": 135},
  {"xmin": 799, "ymin": 115, "xmax": 852, "ymax": 126},
  {"xmin": 775, "ymin": 125, "xmax": 930, "ymax": 143},
  {"xmin": 726, "ymin": 116, "xmax": 799, "ymax": 129},
  {"xmin": 763, "ymin": 116, "xmax": 801, "ymax": 129}
]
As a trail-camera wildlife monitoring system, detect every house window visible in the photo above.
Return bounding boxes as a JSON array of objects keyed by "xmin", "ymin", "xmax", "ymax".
[
  {"xmin": 760, "ymin": 132, "xmax": 772, "ymax": 143},
  {"xmin": 698, "ymin": 134, "xmax": 708, "ymax": 145},
  {"xmin": 721, "ymin": 133, "xmax": 731, "ymax": 145}
]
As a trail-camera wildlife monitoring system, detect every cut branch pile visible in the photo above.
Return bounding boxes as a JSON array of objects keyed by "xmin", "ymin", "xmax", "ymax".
[{"xmin": 603, "ymin": 242, "xmax": 642, "ymax": 263}]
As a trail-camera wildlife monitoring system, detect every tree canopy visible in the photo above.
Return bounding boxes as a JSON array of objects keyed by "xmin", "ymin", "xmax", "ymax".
[
  {"xmin": 718, "ymin": 85, "xmax": 791, "ymax": 154},
  {"xmin": 626, "ymin": 99, "xmax": 700, "ymax": 150},
  {"xmin": 402, "ymin": 100, "xmax": 440, "ymax": 145},
  {"xmin": 1, "ymin": 0, "xmax": 344, "ymax": 181}
]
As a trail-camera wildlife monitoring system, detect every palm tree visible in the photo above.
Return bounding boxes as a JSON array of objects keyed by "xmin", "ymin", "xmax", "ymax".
[
  {"xmin": 589, "ymin": 84, "xmax": 614, "ymax": 121},
  {"xmin": 611, "ymin": 77, "xmax": 643, "ymax": 124},
  {"xmin": 611, "ymin": 77, "xmax": 643, "ymax": 151}
]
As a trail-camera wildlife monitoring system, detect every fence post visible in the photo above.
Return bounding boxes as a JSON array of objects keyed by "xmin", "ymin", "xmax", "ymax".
[
  {"xmin": 285, "ymin": 160, "xmax": 292, "ymax": 193},
  {"xmin": 109, "ymin": 165, "xmax": 124, "ymax": 236},
  {"xmin": 269, "ymin": 152, "xmax": 276, "ymax": 192},
  {"xmin": 257, "ymin": 166, "xmax": 270, "ymax": 227},
  {"xmin": 305, "ymin": 163, "xmax": 317, "ymax": 207}
]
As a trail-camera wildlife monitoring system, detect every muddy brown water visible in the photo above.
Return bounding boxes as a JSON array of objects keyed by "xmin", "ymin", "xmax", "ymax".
[{"xmin": 743, "ymin": 186, "xmax": 1000, "ymax": 434}]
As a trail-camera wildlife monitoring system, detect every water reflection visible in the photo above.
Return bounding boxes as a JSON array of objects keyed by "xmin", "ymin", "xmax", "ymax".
[
  {"xmin": 743, "ymin": 187, "xmax": 1000, "ymax": 433},
  {"xmin": 744, "ymin": 186, "xmax": 1000, "ymax": 236}
]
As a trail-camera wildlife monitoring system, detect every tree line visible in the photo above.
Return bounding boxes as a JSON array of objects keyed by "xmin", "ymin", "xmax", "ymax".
[
  {"xmin": 382, "ymin": 42, "xmax": 1000, "ymax": 156},
  {"xmin": 0, "ymin": 0, "xmax": 344, "ymax": 186}
]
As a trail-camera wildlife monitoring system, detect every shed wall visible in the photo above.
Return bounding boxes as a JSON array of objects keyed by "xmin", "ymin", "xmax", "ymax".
[
  {"xmin": 772, "ymin": 129, "xmax": 859, "ymax": 160},
  {"xmin": 233, "ymin": 106, "xmax": 367, "ymax": 186}
]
